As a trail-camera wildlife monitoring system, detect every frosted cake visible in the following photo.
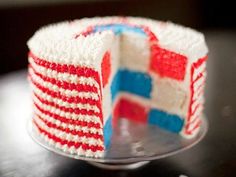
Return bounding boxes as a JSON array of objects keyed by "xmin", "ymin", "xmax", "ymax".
[{"xmin": 27, "ymin": 16, "xmax": 208, "ymax": 157}]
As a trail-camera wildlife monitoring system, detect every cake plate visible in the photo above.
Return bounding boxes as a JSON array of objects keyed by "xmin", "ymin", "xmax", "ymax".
[{"xmin": 28, "ymin": 116, "xmax": 208, "ymax": 170}]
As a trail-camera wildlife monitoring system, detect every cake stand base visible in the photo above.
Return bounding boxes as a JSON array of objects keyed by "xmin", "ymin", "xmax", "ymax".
[{"xmin": 87, "ymin": 161, "xmax": 150, "ymax": 170}]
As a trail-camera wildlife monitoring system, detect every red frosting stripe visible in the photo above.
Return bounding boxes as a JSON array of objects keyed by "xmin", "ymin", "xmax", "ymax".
[
  {"xmin": 192, "ymin": 56, "xmax": 208, "ymax": 68},
  {"xmin": 75, "ymin": 26, "xmax": 94, "ymax": 38},
  {"xmin": 193, "ymin": 70, "xmax": 206, "ymax": 83},
  {"xmin": 33, "ymin": 120, "xmax": 104, "ymax": 152},
  {"xmin": 190, "ymin": 103, "xmax": 203, "ymax": 116}
]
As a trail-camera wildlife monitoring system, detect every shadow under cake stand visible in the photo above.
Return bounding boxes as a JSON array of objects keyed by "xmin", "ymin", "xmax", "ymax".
[{"xmin": 28, "ymin": 116, "xmax": 208, "ymax": 170}]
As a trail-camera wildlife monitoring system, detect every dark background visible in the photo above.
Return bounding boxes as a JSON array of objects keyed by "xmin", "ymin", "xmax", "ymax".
[{"xmin": 0, "ymin": 0, "xmax": 235, "ymax": 75}]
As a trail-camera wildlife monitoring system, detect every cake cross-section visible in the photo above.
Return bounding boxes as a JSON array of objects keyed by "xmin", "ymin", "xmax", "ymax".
[{"xmin": 27, "ymin": 16, "xmax": 208, "ymax": 157}]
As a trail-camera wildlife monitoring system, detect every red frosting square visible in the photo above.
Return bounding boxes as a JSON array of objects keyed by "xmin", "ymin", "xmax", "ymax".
[{"xmin": 150, "ymin": 45, "xmax": 187, "ymax": 81}]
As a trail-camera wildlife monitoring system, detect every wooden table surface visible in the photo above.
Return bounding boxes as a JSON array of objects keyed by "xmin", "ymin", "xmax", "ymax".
[{"xmin": 0, "ymin": 31, "xmax": 235, "ymax": 177}]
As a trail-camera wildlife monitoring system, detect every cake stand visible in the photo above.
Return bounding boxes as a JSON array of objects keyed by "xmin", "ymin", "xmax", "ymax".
[{"xmin": 28, "ymin": 116, "xmax": 208, "ymax": 170}]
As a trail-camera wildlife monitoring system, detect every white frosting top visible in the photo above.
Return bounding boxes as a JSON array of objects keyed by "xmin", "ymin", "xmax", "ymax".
[{"xmin": 27, "ymin": 16, "xmax": 208, "ymax": 70}]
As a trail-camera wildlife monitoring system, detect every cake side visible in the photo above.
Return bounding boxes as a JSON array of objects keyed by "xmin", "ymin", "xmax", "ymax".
[
  {"xmin": 28, "ymin": 53, "xmax": 104, "ymax": 157},
  {"xmin": 28, "ymin": 21, "xmax": 120, "ymax": 156},
  {"xmin": 182, "ymin": 56, "xmax": 207, "ymax": 138}
]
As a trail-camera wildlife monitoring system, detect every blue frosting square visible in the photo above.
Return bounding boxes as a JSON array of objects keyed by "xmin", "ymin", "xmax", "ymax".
[
  {"xmin": 103, "ymin": 116, "xmax": 113, "ymax": 148},
  {"xmin": 111, "ymin": 69, "xmax": 152, "ymax": 102},
  {"xmin": 111, "ymin": 70, "xmax": 121, "ymax": 102},
  {"xmin": 120, "ymin": 69, "xmax": 152, "ymax": 99},
  {"xmin": 93, "ymin": 24, "xmax": 146, "ymax": 36},
  {"xmin": 148, "ymin": 109, "xmax": 184, "ymax": 133}
]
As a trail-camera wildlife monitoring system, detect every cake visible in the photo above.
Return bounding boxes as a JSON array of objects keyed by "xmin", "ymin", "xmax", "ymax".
[{"xmin": 27, "ymin": 16, "xmax": 208, "ymax": 158}]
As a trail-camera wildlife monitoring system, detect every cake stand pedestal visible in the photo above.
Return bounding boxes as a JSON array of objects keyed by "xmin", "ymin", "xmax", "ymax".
[
  {"xmin": 86, "ymin": 161, "xmax": 150, "ymax": 170},
  {"xmin": 28, "ymin": 116, "xmax": 208, "ymax": 170}
]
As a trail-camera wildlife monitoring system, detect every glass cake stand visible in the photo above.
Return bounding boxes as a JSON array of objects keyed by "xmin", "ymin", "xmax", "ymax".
[{"xmin": 28, "ymin": 116, "xmax": 208, "ymax": 170}]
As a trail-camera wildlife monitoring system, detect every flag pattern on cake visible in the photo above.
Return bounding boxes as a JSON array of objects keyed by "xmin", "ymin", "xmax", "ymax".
[{"xmin": 27, "ymin": 17, "xmax": 208, "ymax": 158}]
